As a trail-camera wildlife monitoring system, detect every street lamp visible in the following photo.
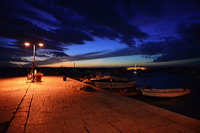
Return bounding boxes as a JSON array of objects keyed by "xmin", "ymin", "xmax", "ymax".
[{"xmin": 25, "ymin": 42, "xmax": 44, "ymax": 81}]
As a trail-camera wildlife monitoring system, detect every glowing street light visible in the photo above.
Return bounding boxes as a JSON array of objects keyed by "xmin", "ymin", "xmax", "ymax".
[{"xmin": 25, "ymin": 42, "xmax": 44, "ymax": 81}]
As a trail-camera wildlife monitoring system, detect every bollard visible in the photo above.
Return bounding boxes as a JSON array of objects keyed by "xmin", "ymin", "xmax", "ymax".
[{"xmin": 63, "ymin": 76, "xmax": 67, "ymax": 81}]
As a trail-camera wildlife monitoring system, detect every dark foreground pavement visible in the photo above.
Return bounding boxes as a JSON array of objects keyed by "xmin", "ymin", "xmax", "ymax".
[{"xmin": 0, "ymin": 76, "xmax": 200, "ymax": 133}]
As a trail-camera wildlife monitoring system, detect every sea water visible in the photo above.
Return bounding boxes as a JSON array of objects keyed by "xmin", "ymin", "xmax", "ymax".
[{"xmin": 129, "ymin": 72, "xmax": 200, "ymax": 120}]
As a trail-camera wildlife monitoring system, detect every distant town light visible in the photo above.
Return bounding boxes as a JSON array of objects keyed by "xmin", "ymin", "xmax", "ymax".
[
  {"xmin": 25, "ymin": 42, "xmax": 30, "ymax": 46},
  {"xmin": 38, "ymin": 43, "xmax": 44, "ymax": 47}
]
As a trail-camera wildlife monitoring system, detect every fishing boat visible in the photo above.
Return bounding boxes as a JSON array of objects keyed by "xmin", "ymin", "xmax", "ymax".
[
  {"xmin": 91, "ymin": 74, "xmax": 135, "ymax": 89},
  {"xmin": 141, "ymin": 88, "xmax": 191, "ymax": 97},
  {"xmin": 91, "ymin": 75, "xmax": 130, "ymax": 82},
  {"xmin": 94, "ymin": 81, "xmax": 136, "ymax": 89},
  {"xmin": 83, "ymin": 71, "xmax": 136, "ymax": 90}
]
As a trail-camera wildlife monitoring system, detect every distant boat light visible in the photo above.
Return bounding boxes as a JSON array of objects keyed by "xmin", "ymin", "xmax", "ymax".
[
  {"xmin": 25, "ymin": 42, "xmax": 30, "ymax": 46},
  {"xmin": 38, "ymin": 43, "xmax": 44, "ymax": 47}
]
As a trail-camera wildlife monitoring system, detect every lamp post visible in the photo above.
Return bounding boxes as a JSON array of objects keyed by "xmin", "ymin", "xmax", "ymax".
[{"xmin": 25, "ymin": 42, "xmax": 44, "ymax": 81}]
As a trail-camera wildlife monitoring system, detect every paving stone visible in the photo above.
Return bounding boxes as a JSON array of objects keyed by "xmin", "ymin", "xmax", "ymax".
[{"xmin": 1, "ymin": 76, "xmax": 200, "ymax": 133}]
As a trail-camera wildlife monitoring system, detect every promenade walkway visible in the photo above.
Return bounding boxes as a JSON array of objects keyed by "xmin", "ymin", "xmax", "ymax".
[{"xmin": 0, "ymin": 76, "xmax": 200, "ymax": 133}]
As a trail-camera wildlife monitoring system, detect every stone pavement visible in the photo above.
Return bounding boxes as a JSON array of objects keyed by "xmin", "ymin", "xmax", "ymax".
[{"xmin": 0, "ymin": 76, "xmax": 200, "ymax": 133}]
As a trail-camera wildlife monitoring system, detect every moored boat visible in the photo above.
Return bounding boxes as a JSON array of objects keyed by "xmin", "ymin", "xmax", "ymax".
[
  {"xmin": 90, "ymin": 75, "xmax": 130, "ymax": 82},
  {"xmin": 141, "ymin": 88, "xmax": 191, "ymax": 97},
  {"xmin": 94, "ymin": 81, "xmax": 136, "ymax": 89},
  {"xmin": 83, "ymin": 71, "xmax": 136, "ymax": 90}
]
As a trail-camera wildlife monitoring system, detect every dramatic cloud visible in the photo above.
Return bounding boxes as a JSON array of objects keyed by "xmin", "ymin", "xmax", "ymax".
[
  {"xmin": 0, "ymin": 0, "xmax": 200, "ymax": 67},
  {"xmin": 154, "ymin": 22, "xmax": 200, "ymax": 62}
]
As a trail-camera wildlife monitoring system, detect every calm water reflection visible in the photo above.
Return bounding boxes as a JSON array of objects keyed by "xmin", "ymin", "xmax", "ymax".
[{"xmin": 129, "ymin": 72, "xmax": 200, "ymax": 120}]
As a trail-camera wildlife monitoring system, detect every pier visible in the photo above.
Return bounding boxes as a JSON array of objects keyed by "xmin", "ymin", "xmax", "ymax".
[{"xmin": 0, "ymin": 76, "xmax": 200, "ymax": 133}]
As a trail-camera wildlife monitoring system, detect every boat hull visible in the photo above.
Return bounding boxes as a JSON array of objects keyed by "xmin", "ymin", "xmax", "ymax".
[
  {"xmin": 94, "ymin": 82, "xmax": 136, "ymax": 89},
  {"xmin": 90, "ymin": 75, "xmax": 130, "ymax": 82},
  {"xmin": 141, "ymin": 88, "xmax": 191, "ymax": 97}
]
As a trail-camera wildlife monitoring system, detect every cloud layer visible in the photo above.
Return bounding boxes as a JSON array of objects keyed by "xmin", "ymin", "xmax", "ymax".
[{"xmin": 0, "ymin": 0, "xmax": 200, "ymax": 67}]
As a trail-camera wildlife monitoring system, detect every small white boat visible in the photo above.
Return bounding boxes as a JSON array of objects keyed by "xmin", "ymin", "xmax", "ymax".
[
  {"xmin": 141, "ymin": 88, "xmax": 191, "ymax": 97},
  {"xmin": 94, "ymin": 81, "xmax": 136, "ymax": 89},
  {"xmin": 90, "ymin": 75, "xmax": 130, "ymax": 82},
  {"xmin": 85, "ymin": 72, "xmax": 136, "ymax": 89}
]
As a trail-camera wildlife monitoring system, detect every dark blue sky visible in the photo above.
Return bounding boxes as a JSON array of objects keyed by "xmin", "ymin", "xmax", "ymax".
[{"xmin": 0, "ymin": 0, "xmax": 200, "ymax": 67}]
